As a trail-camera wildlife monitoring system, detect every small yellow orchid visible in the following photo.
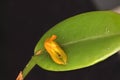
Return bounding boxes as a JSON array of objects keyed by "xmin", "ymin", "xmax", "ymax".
[{"xmin": 44, "ymin": 35, "xmax": 67, "ymax": 65}]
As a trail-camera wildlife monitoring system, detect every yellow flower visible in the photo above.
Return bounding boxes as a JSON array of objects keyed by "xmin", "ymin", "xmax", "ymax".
[{"xmin": 44, "ymin": 35, "xmax": 67, "ymax": 65}]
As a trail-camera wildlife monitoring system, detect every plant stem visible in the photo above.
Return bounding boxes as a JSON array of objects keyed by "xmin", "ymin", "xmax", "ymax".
[{"xmin": 22, "ymin": 56, "xmax": 36, "ymax": 79}]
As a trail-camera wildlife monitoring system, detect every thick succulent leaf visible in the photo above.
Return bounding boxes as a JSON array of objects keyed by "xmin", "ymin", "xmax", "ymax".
[{"xmin": 34, "ymin": 11, "xmax": 120, "ymax": 71}]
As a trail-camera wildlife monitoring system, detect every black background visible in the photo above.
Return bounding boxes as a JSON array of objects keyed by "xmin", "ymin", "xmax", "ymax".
[{"xmin": 2, "ymin": 0, "xmax": 120, "ymax": 80}]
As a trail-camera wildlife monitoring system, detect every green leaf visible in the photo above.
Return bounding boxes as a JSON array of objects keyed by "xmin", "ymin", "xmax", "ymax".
[
  {"xmin": 34, "ymin": 11, "xmax": 120, "ymax": 71},
  {"xmin": 22, "ymin": 11, "xmax": 120, "ymax": 78}
]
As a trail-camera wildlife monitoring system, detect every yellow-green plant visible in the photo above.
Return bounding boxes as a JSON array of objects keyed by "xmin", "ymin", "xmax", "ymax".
[{"xmin": 16, "ymin": 11, "xmax": 120, "ymax": 80}]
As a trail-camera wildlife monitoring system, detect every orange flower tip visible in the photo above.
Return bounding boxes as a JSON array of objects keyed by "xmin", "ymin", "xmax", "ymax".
[
  {"xmin": 49, "ymin": 35, "xmax": 57, "ymax": 41},
  {"xmin": 56, "ymin": 58, "xmax": 67, "ymax": 65},
  {"xmin": 61, "ymin": 62, "xmax": 67, "ymax": 65},
  {"xmin": 16, "ymin": 71, "xmax": 23, "ymax": 80},
  {"xmin": 62, "ymin": 61, "xmax": 67, "ymax": 65},
  {"xmin": 35, "ymin": 49, "xmax": 42, "ymax": 55}
]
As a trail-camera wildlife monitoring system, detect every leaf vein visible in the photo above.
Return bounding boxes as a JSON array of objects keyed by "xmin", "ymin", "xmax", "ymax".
[{"xmin": 62, "ymin": 33, "xmax": 120, "ymax": 46}]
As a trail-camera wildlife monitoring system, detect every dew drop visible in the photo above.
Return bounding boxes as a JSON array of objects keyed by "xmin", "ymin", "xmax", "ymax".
[
  {"xmin": 107, "ymin": 48, "xmax": 110, "ymax": 50},
  {"xmin": 105, "ymin": 27, "xmax": 110, "ymax": 33}
]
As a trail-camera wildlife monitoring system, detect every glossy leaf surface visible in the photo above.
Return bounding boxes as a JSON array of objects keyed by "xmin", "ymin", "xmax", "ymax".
[
  {"xmin": 22, "ymin": 11, "xmax": 120, "ymax": 79},
  {"xmin": 34, "ymin": 11, "xmax": 120, "ymax": 71}
]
